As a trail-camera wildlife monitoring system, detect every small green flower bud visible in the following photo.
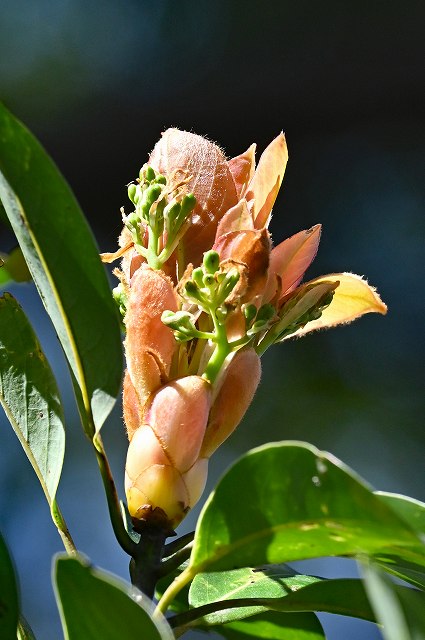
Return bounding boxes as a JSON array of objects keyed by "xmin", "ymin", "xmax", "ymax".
[
  {"xmin": 203, "ymin": 250, "xmax": 220, "ymax": 274},
  {"xmin": 112, "ymin": 283, "xmax": 127, "ymax": 316},
  {"xmin": 203, "ymin": 273, "xmax": 215, "ymax": 287},
  {"xmin": 180, "ymin": 193, "xmax": 196, "ymax": 217},
  {"xmin": 144, "ymin": 165, "xmax": 156, "ymax": 182},
  {"xmin": 185, "ymin": 280, "xmax": 200, "ymax": 300},
  {"xmin": 243, "ymin": 304, "xmax": 257, "ymax": 325},
  {"xmin": 154, "ymin": 174, "xmax": 167, "ymax": 185},
  {"xmin": 192, "ymin": 267, "xmax": 204, "ymax": 288},
  {"xmin": 127, "ymin": 183, "xmax": 138, "ymax": 204},
  {"xmin": 216, "ymin": 306, "xmax": 228, "ymax": 323},
  {"xmin": 164, "ymin": 201, "xmax": 181, "ymax": 227},
  {"xmin": 125, "ymin": 211, "xmax": 140, "ymax": 230}
]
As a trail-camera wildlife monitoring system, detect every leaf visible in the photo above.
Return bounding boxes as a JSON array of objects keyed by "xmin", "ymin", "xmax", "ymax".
[
  {"xmin": 290, "ymin": 272, "xmax": 387, "ymax": 337},
  {"xmin": 362, "ymin": 560, "xmax": 425, "ymax": 640},
  {"xmin": 376, "ymin": 493, "xmax": 425, "ymax": 537},
  {"xmin": 0, "ymin": 293, "xmax": 65, "ymax": 503},
  {"xmin": 0, "ymin": 103, "xmax": 122, "ymax": 435},
  {"xmin": 0, "ymin": 246, "xmax": 31, "ymax": 285},
  {"xmin": 54, "ymin": 555, "xmax": 173, "ymax": 640},
  {"xmin": 218, "ymin": 611, "xmax": 325, "ymax": 639},
  {"xmin": 0, "ymin": 531, "xmax": 19, "ymax": 640},
  {"xmin": 187, "ymin": 570, "xmax": 374, "ymax": 626},
  {"xmin": 375, "ymin": 493, "xmax": 425, "ymax": 588},
  {"xmin": 245, "ymin": 132, "xmax": 288, "ymax": 229},
  {"xmin": 189, "ymin": 442, "xmax": 425, "ymax": 574},
  {"xmin": 189, "ymin": 565, "xmax": 319, "ymax": 625}
]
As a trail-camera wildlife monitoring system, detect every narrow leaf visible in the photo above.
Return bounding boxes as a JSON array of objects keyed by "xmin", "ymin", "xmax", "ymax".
[
  {"xmin": 0, "ymin": 103, "xmax": 122, "ymax": 434},
  {"xmin": 189, "ymin": 442, "xmax": 425, "ymax": 574},
  {"xmin": 362, "ymin": 560, "xmax": 425, "ymax": 640},
  {"xmin": 218, "ymin": 611, "xmax": 325, "ymax": 639},
  {"xmin": 0, "ymin": 531, "xmax": 19, "ymax": 640},
  {"xmin": 54, "ymin": 555, "xmax": 173, "ymax": 640},
  {"xmin": 0, "ymin": 293, "xmax": 64, "ymax": 503}
]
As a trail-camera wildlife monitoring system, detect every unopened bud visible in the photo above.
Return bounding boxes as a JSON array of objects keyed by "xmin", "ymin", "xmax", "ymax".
[
  {"xmin": 127, "ymin": 183, "xmax": 138, "ymax": 204},
  {"xmin": 125, "ymin": 376, "xmax": 211, "ymax": 528},
  {"xmin": 201, "ymin": 348, "xmax": 261, "ymax": 458},
  {"xmin": 203, "ymin": 250, "xmax": 220, "ymax": 274}
]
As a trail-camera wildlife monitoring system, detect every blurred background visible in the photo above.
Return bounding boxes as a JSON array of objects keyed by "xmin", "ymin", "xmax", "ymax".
[{"xmin": 0, "ymin": 1, "xmax": 424, "ymax": 638}]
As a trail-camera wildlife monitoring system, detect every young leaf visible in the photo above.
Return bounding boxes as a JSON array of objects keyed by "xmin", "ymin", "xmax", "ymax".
[
  {"xmin": 0, "ymin": 293, "xmax": 64, "ymax": 504},
  {"xmin": 0, "ymin": 531, "xmax": 19, "ymax": 640},
  {"xmin": 218, "ymin": 610, "xmax": 325, "ymax": 639},
  {"xmin": 54, "ymin": 555, "xmax": 173, "ymax": 640},
  {"xmin": 361, "ymin": 560, "xmax": 425, "ymax": 640},
  {"xmin": 0, "ymin": 103, "xmax": 123, "ymax": 435},
  {"xmin": 189, "ymin": 442, "xmax": 425, "ymax": 574}
]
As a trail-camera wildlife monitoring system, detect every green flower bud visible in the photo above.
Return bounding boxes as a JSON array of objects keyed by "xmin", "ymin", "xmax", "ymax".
[
  {"xmin": 185, "ymin": 280, "xmax": 201, "ymax": 300},
  {"xmin": 127, "ymin": 183, "xmax": 138, "ymax": 204},
  {"xmin": 144, "ymin": 165, "xmax": 156, "ymax": 182},
  {"xmin": 203, "ymin": 250, "xmax": 220, "ymax": 274},
  {"xmin": 192, "ymin": 267, "xmax": 205, "ymax": 288},
  {"xmin": 154, "ymin": 174, "xmax": 167, "ymax": 185},
  {"xmin": 180, "ymin": 193, "xmax": 196, "ymax": 217},
  {"xmin": 203, "ymin": 273, "xmax": 215, "ymax": 287},
  {"xmin": 243, "ymin": 304, "xmax": 257, "ymax": 325}
]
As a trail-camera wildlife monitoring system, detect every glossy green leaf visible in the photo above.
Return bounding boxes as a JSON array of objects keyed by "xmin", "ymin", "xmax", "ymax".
[
  {"xmin": 188, "ymin": 565, "xmax": 318, "ymax": 625},
  {"xmin": 376, "ymin": 493, "xmax": 425, "ymax": 537},
  {"xmin": 0, "ymin": 293, "xmax": 64, "ymax": 503},
  {"xmin": 0, "ymin": 247, "xmax": 31, "ymax": 285},
  {"xmin": 54, "ymin": 555, "xmax": 173, "ymax": 640},
  {"xmin": 189, "ymin": 442, "xmax": 425, "ymax": 574},
  {"xmin": 0, "ymin": 531, "xmax": 19, "ymax": 640},
  {"xmin": 362, "ymin": 560, "xmax": 425, "ymax": 640},
  {"xmin": 218, "ymin": 611, "xmax": 325, "ymax": 639},
  {"xmin": 186, "ymin": 569, "xmax": 374, "ymax": 626},
  {"xmin": 375, "ymin": 492, "xmax": 425, "ymax": 589},
  {"xmin": 0, "ymin": 103, "xmax": 122, "ymax": 435}
]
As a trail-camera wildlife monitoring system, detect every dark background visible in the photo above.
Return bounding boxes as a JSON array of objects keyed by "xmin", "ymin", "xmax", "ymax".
[{"xmin": 1, "ymin": 1, "xmax": 424, "ymax": 639}]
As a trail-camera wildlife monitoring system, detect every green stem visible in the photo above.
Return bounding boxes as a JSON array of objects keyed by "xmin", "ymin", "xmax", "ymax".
[
  {"xmin": 92, "ymin": 433, "xmax": 137, "ymax": 557},
  {"xmin": 202, "ymin": 308, "xmax": 231, "ymax": 383},
  {"xmin": 51, "ymin": 500, "xmax": 77, "ymax": 555},
  {"xmin": 154, "ymin": 565, "xmax": 196, "ymax": 618}
]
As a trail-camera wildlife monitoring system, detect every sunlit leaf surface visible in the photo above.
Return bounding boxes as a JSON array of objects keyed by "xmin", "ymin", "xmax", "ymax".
[
  {"xmin": 0, "ymin": 103, "xmax": 122, "ymax": 434},
  {"xmin": 0, "ymin": 293, "xmax": 64, "ymax": 503}
]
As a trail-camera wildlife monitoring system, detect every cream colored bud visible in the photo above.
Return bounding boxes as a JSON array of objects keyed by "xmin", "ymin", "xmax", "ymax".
[{"xmin": 125, "ymin": 425, "xmax": 209, "ymax": 528}]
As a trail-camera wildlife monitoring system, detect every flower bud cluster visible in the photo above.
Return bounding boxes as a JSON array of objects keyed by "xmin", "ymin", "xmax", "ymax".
[{"xmin": 108, "ymin": 128, "xmax": 387, "ymax": 531}]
